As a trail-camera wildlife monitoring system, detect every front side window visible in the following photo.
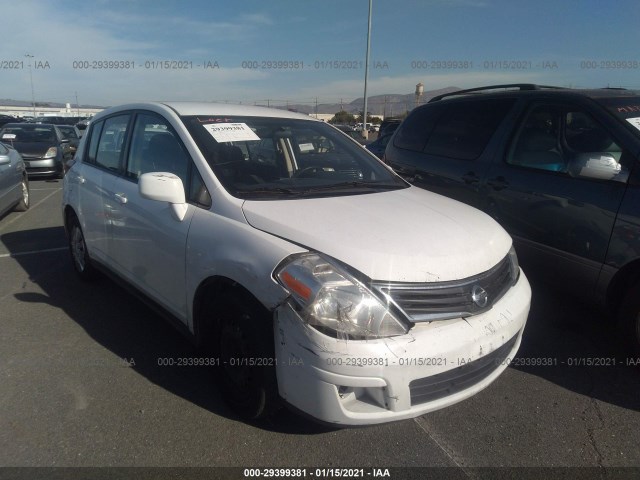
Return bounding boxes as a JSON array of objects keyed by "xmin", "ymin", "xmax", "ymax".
[
  {"xmin": 95, "ymin": 115, "xmax": 130, "ymax": 172},
  {"xmin": 126, "ymin": 113, "xmax": 189, "ymax": 186},
  {"xmin": 182, "ymin": 116, "xmax": 407, "ymax": 199},
  {"xmin": 507, "ymin": 104, "xmax": 629, "ymax": 182}
]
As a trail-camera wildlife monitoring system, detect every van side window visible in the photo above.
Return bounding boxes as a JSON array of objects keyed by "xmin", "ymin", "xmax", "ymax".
[
  {"xmin": 423, "ymin": 99, "xmax": 514, "ymax": 160},
  {"xmin": 95, "ymin": 115, "xmax": 130, "ymax": 172},
  {"xmin": 393, "ymin": 106, "xmax": 441, "ymax": 152}
]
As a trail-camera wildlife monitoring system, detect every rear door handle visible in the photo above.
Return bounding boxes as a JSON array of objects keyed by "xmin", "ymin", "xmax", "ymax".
[
  {"xmin": 487, "ymin": 176, "xmax": 509, "ymax": 191},
  {"xmin": 114, "ymin": 193, "xmax": 128, "ymax": 204}
]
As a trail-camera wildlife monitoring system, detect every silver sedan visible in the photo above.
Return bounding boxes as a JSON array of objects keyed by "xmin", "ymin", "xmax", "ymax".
[{"xmin": 0, "ymin": 142, "xmax": 29, "ymax": 218}]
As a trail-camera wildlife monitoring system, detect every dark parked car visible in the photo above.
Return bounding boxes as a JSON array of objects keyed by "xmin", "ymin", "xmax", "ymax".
[
  {"xmin": 0, "ymin": 123, "xmax": 72, "ymax": 178},
  {"xmin": 366, "ymin": 132, "xmax": 393, "ymax": 159},
  {"xmin": 0, "ymin": 142, "xmax": 29, "ymax": 217},
  {"xmin": 75, "ymin": 117, "xmax": 91, "ymax": 131},
  {"xmin": 0, "ymin": 114, "xmax": 23, "ymax": 128},
  {"xmin": 377, "ymin": 118, "xmax": 402, "ymax": 139},
  {"xmin": 385, "ymin": 84, "xmax": 640, "ymax": 353},
  {"xmin": 333, "ymin": 124, "xmax": 370, "ymax": 145},
  {"xmin": 57, "ymin": 125, "xmax": 82, "ymax": 154}
]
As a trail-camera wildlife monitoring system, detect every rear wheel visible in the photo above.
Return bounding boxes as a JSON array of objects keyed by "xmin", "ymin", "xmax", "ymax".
[
  {"xmin": 68, "ymin": 215, "xmax": 97, "ymax": 280},
  {"xmin": 618, "ymin": 283, "xmax": 640, "ymax": 356},
  {"xmin": 211, "ymin": 293, "xmax": 279, "ymax": 420},
  {"xmin": 13, "ymin": 176, "xmax": 30, "ymax": 212}
]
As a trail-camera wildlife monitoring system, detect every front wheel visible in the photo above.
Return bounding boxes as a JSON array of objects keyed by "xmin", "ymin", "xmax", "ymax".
[{"xmin": 212, "ymin": 294, "xmax": 279, "ymax": 420}]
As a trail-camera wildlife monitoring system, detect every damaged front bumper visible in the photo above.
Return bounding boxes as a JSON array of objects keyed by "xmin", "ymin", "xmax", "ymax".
[{"xmin": 274, "ymin": 270, "xmax": 531, "ymax": 426}]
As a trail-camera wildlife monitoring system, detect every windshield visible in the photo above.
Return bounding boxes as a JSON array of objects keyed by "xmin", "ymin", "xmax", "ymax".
[
  {"xmin": 182, "ymin": 115, "xmax": 407, "ymax": 199},
  {"xmin": 0, "ymin": 125, "xmax": 56, "ymax": 143},
  {"xmin": 596, "ymin": 96, "xmax": 640, "ymax": 137}
]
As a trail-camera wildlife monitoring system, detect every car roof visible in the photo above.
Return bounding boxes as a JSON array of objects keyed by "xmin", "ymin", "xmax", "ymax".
[
  {"xmin": 428, "ymin": 84, "xmax": 640, "ymax": 103},
  {"xmin": 94, "ymin": 101, "xmax": 319, "ymax": 122}
]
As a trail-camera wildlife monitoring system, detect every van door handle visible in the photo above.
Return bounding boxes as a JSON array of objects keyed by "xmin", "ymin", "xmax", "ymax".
[
  {"xmin": 487, "ymin": 176, "xmax": 509, "ymax": 191},
  {"xmin": 114, "ymin": 193, "xmax": 128, "ymax": 204},
  {"xmin": 462, "ymin": 172, "xmax": 480, "ymax": 185}
]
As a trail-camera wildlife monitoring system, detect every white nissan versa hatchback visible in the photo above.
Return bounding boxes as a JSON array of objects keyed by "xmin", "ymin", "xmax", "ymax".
[{"xmin": 62, "ymin": 102, "xmax": 531, "ymax": 426}]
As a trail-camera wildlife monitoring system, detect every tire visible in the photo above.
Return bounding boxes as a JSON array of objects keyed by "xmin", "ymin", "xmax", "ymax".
[
  {"xmin": 68, "ymin": 215, "xmax": 98, "ymax": 280},
  {"xmin": 13, "ymin": 176, "xmax": 30, "ymax": 212},
  {"xmin": 211, "ymin": 293, "xmax": 280, "ymax": 420},
  {"xmin": 618, "ymin": 283, "xmax": 640, "ymax": 356}
]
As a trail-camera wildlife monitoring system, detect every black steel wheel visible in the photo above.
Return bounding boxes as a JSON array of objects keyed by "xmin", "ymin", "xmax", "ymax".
[{"xmin": 212, "ymin": 293, "xmax": 279, "ymax": 420}]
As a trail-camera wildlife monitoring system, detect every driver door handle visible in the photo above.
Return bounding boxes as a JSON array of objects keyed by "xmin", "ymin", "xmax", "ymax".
[{"xmin": 114, "ymin": 193, "xmax": 128, "ymax": 204}]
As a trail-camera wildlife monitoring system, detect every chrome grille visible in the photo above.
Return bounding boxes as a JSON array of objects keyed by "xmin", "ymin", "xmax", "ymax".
[
  {"xmin": 371, "ymin": 254, "xmax": 515, "ymax": 322},
  {"xmin": 409, "ymin": 334, "xmax": 518, "ymax": 406}
]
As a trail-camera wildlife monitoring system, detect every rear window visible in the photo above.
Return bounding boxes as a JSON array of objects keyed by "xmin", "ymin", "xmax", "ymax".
[
  {"xmin": 394, "ymin": 99, "xmax": 515, "ymax": 160},
  {"xmin": 393, "ymin": 106, "xmax": 441, "ymax": 152}
]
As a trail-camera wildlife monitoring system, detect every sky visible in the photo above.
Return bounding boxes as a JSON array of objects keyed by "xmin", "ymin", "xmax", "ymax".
[{"xmin": 1, "ymin": 0, "xmax": 639, "ymax": 108}]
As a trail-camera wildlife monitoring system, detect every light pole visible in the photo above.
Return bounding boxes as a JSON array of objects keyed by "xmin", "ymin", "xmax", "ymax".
[
  {"xmin": 25, "ymin": 54, "xmax": 35, "ymax": 117},
  {"xmin": 362, "ymin": 0, "xmax": 372, "ymax": 139}
]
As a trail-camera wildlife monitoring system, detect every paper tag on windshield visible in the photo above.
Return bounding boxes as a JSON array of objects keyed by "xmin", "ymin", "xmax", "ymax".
[
  {"xmin": 203, "ymin": 123, "xmax": 260, "ymax": 142},
  {"xmin": 2, "ymin": 133, "xmax": 16, "ymax": 140},
  {"xmin": 626, "ymin": 118, "xmax": 640, "ymax": 131}
]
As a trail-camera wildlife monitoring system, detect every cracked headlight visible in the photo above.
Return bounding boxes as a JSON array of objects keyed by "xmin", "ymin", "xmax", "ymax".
[{"xmin": 275, "ymin": 253, "xmax": 408, "ymax": 340}]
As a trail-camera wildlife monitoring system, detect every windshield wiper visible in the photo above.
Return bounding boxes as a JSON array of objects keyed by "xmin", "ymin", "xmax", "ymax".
[
  {"xmin": 236, "ymin": 187, "xmax": 300, "ymax": 196},
  {"xmin": 302, "ymin": 181, "xmax": 405, "ymax": 192}
]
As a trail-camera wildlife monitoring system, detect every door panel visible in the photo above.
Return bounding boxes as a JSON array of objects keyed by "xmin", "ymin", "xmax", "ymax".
[
  {"xmin": 482, "ymin": 102, "xmax": 630, "ymax": 295},
  {"xmin": 106, "ymin": 112, "xmax": 194, "ymax": 322},
  {"xmin": 107, "ymin": 176, "xmax": 194, "ymax": 321}
]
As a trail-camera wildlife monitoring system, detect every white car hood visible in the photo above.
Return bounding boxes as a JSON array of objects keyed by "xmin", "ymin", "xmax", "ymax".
[{"xmin": 242, "ymin": 186, "xmax": 512, "ymax": 283}]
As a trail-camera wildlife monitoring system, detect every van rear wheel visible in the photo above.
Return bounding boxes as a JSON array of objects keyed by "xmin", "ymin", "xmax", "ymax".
[{"xmin": 618, "ymin": 283, "xmax": 640, "ymax": 356}]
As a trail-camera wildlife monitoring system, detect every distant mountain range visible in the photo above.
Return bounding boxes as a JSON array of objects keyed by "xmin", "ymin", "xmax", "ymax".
[
  {"xmin": 1, "ymin": 86, "xmax": 461, "ymax": 117},
  {"xmin": 268, "ymin": 87, "xmax": 461, "ymax": 116}
]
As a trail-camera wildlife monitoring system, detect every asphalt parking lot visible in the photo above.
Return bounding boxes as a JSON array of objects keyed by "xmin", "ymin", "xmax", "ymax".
[{"xmin": 1, "ymin": 179, "xmax": 639, "ymax": 479}]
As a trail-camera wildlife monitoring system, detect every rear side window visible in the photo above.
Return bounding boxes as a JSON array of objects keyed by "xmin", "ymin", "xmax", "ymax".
[
  {"xmin": 393, "ymin": 106, "xmax": 441, "ymax": 152},
  {"xmin": 95, "ymin": 115, "xmax": 130, "ymax": 172},
  {"xmin": 87, "ymin": 121, "xmax": 104, "ymax": 164},
  {"xmin": 423, "ymin": 99, "xmax": 515, "ymax": 160}
]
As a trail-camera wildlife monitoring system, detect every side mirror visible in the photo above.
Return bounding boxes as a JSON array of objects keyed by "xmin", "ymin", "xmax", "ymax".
[
  {"xmin": 568, "ymin": 153, "xmax": 626, "ymax": 181},
  {"xmin": 139, "ymin": 172, "xmax": 188, "ymax": 221}
]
